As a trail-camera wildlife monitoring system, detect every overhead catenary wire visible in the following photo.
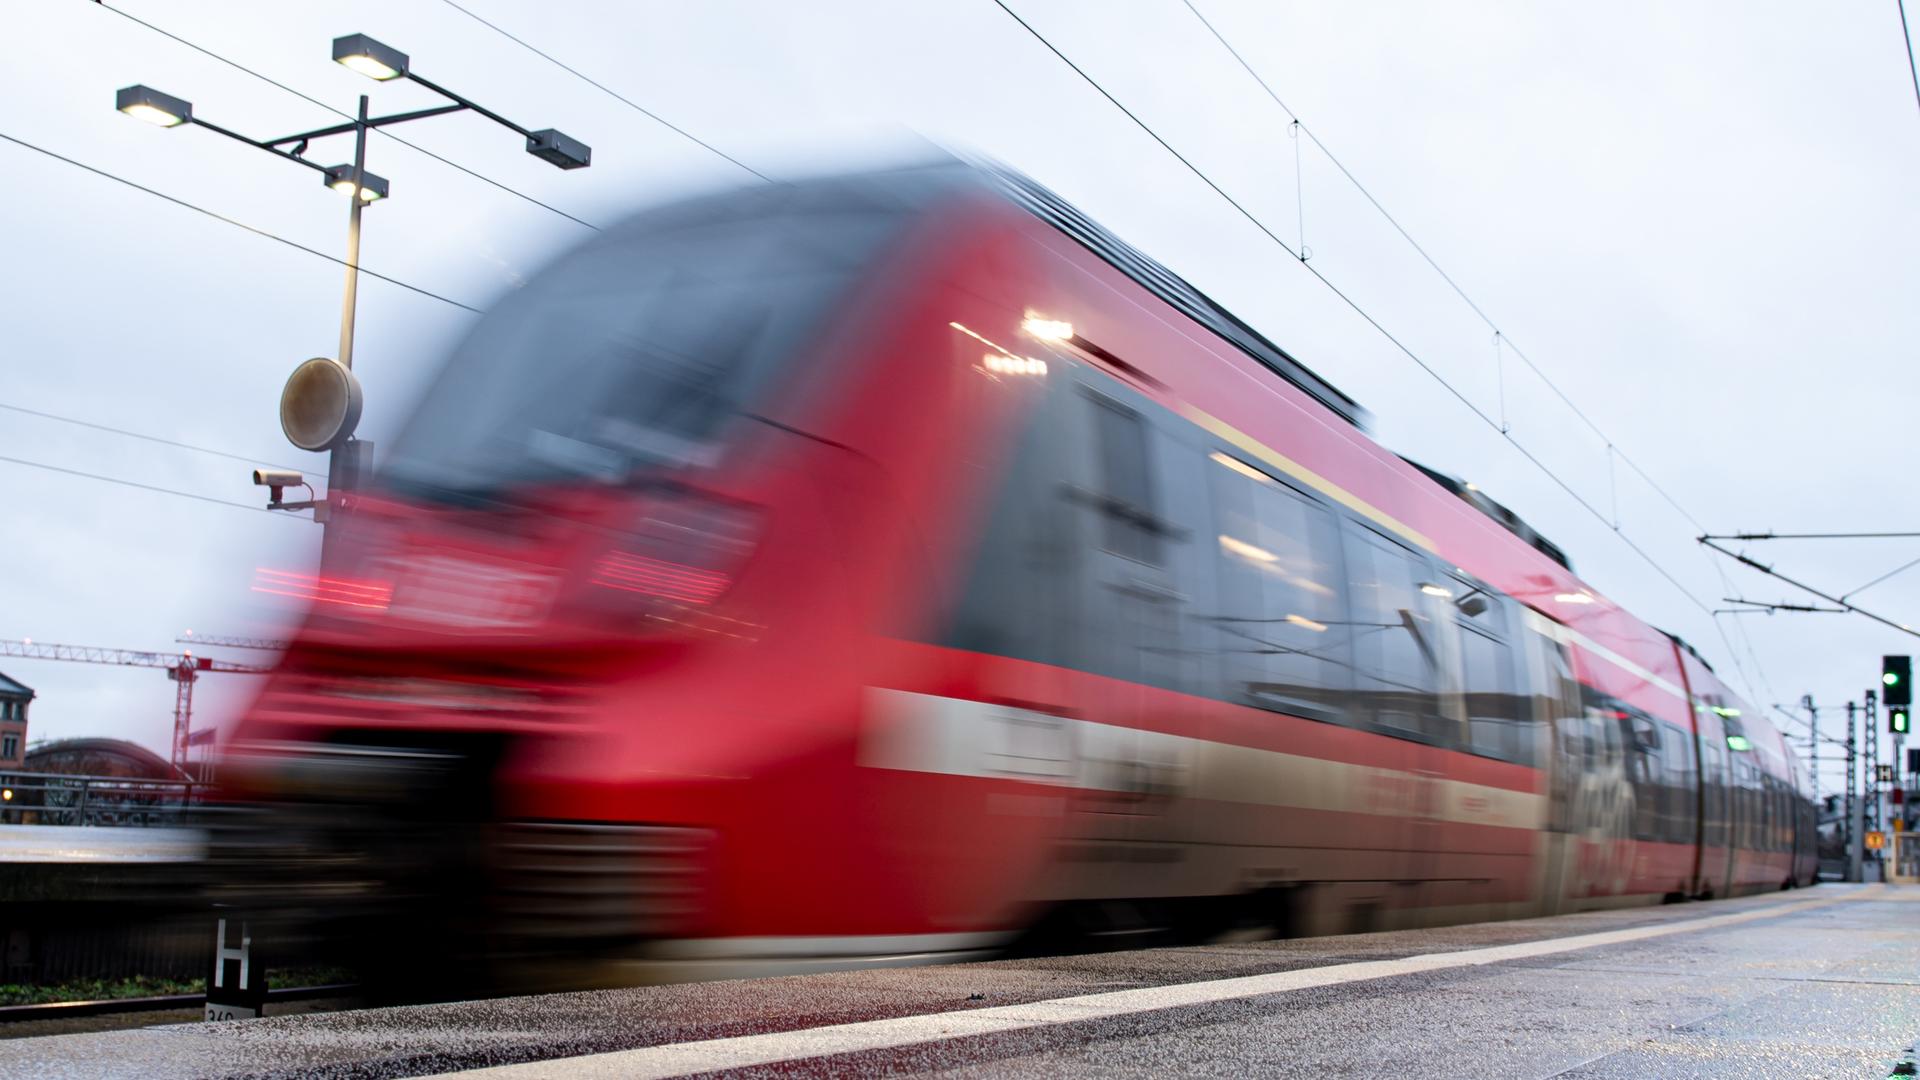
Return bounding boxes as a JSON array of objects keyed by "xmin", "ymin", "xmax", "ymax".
[
  {"xmin": 1178, "ymin": 0, "xmax": 1741, "ymax": 545},
  {"xmin": 1179, "ymin": 0, "xmax": 1681, "ymax": 493},
  {"xmin": 1173, "ymin": 0, "xmax": 1801, "ymax": 703},
  {"xmin": 1844, "ymin": 553, "xmax": 1920, "ymax": 600},
  {"xmin": 433, "ymin": 0, "xmax": 773, "ymax": 183},
  {"xmin": 0, "ymin": 402, "xmax": 307, "ymax": 475},
  {"xmin": 0, "ymin": 131, "xmax": 481, "ymax": 314},
  {"xmin": 1899, "ymin": 0, "xmax": 1920, "ymax": 121},
  {"xmin": 988, "ymin": 1, "xmax": 1726, "ymax": 625},
  {"xmin": 0, "ymin": 453, "xmax": 312, "ymax": 521},
  {"xmin": 94, "ymin": 2, "xmax": 604, "ymax": 232},
  {"xmin": 1698, "ymin": 537, "xmax": 1920, "ymax": 641}
]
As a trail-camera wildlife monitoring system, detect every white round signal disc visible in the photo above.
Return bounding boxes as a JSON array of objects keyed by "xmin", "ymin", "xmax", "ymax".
[{"xmin": 280, "ymin": 357, "xmax": 364, "ymax": 451}]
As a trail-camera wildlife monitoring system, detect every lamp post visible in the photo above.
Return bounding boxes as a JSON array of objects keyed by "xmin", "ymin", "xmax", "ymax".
[{"xmin": 116, "ymin": 34, "xmax": 590, "ymax": 537}]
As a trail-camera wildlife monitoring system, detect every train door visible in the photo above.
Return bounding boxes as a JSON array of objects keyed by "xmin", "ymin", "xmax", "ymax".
[
  {"xmin": 1065, "ymin": 380, "xmax": 1195, "ymax": 896},
  {"xmin": 1530, "ymin": 625, "xmax": 1586, "ymax": 912},
  {"xmin": 1533, "ymin": 635, "xmax": 1633, "ymax": 904},
  {"xmin": 1407, "ymin": 559, "xmax": 1474, "ymax": 912},
  {"xmin": 1695, "ymin": 707, "xmax": 1734, "ymax": 898},
  {"xmin": 1203, "ymin": 444, "xmax": 1358, "ymax": 897},
  {"xmin": 1341, "ymin": 524, "xmax": 1435, "ymax": 906}
]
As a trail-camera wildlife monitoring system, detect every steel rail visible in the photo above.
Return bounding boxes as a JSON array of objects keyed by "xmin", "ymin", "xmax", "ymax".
[{"xmin": 0, "ymin": 983, "xmax": 357, "ymax": 1023}]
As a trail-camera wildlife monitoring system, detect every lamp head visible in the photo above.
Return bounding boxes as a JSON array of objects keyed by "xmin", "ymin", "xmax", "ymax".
[
  {"xmin": 526, "ymin": 128, "xmax": 592, "ymax": 170},
  {"xmin": 323, "ymin": 165, "xmax": 389, "ymax": 202},
  {"xmin": 116, "ymin": 84, "xmax": 192, "ymax": 128},
  {"xmin": 332, "ymin": 34, "xmax": 409, "ymax": 81}
]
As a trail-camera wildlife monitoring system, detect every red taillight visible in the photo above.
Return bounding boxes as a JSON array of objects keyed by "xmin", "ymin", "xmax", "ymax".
[
  {"xmin": 590, "ymin": 551, "xmax": 730, "ymax": 605},
  {"xmin": 589, "ymin": 492, "xmax": 760, "ymax": 609},
  {"xmin": 252, "ymin": 568, "xmax": 393, "ymax": 611}
]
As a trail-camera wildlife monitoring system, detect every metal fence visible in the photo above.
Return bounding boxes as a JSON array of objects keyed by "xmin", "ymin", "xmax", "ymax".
[{"xmin": 0, "ymin": 772, "xmax": 201, "ymax": 827}]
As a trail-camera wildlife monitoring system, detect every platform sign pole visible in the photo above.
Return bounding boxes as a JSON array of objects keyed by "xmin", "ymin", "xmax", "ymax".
[
  {"xmin": 1847, "ymin": 701, "xmax": 1862, "ymax": 883},
  {"xmin": 1896, "ymin": 729, "xmax": 1906, "ymax": 827},
  {"xmin": 1868, "ymin": 690, "xmax": 1882, "ymax": 877},
  {"xmin": 205, "ymin": 917, "xmax": 267, "ymax": 1021}
]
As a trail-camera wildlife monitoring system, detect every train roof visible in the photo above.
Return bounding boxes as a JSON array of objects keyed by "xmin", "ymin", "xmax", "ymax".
[
  {"xmin": 983, "ymin": 167, "xmax": 1371, "ymax": 431},
  {"xmin": 977, "ymin": 166, "xmax": 1600, "ymax": 584}
]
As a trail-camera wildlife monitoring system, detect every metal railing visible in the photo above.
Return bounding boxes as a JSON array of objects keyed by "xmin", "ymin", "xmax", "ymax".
[{"xmin": 0, "ymin": 772, "xmax": 201, "ymax": 827}]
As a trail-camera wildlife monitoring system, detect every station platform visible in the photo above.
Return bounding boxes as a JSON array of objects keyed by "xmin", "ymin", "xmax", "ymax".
[
  {"xmin": 2, "ymin": 884, "xmax": 1914, "ymax": 1078},
  {"xmin": 0, "ymin": 824, "xmax": 202, "ymax": 864}
]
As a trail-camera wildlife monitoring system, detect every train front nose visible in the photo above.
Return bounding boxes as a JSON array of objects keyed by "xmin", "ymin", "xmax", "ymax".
[{"xmin": 208, "ymin": 732, "xmax": 712, "ymax": 994}]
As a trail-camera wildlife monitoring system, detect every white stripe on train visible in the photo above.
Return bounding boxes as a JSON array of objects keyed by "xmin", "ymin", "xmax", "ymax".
[{"xmin": 859, "ymin": 688, "xmax": 1545, "ymax": 831}]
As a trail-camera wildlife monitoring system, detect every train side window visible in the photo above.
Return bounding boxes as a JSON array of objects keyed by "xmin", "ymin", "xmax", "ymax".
[
  {"xmin": 1206, "ymin": 451, "xmax": 1350, "ymax": 720},
  {"xmin": 1460, "ymin": 628, "xmax": 1514, "ymax": 758},
  {"xmin": 1087, "ymin": 393, "xmax": 1162, "ymax": 566},
  {"xmin": 1344, "ymin": 525, "xmax": 1440, "ymax": 739},
  {"xmin": 1454, "ymin": 587, "xmax": 1525, "ymax": 763},
  {"xmin": 940, "ymin": 362, "xmax": 1072, "ymax": 665}
]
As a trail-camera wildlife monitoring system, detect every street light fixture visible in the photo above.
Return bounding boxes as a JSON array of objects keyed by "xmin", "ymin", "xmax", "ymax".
[
  {"xmin": 322, "ymin": 165, "xmax": 388, "ymax": 202},
  {"xmin": 331, "ymin": 33, "xmax": 409, "ymax": 82},
  {"xmin": 527, "ymin": 128, "xmax": 592, "ymax": 170},
  {"xmin": 115, "ymin": 84, "xmax": 191, "ymax": 127},
  {"xmin": 113, "ymin": 33, "xmax": 591, "ymax": 541}
]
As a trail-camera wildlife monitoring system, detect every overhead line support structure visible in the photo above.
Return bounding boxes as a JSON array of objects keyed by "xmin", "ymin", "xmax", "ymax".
[{"xmin": 1697, "ymin": 536, "xmax": 1920, "ymax": 640}]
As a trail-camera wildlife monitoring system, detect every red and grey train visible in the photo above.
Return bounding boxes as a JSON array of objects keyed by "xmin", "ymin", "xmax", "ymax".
[{"xmin": 217, "ymin": 160, "xmax": 1816, "ymax": 982}]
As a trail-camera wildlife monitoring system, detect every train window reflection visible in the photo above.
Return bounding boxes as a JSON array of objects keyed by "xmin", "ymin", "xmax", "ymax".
[
  {"xmin": 1462, "ymin": 628, "xmax": 1521, "ymax": 761},
  {"xmin": 1207, "ymin": 452, "xmax": 1349, "ymax": 719},
  {"xmin": 1344, "ymin": 527, "xmax": 1440, "ymax": 737},
  {"xmin": 1089, "ymin": 395, "xmax": 1161, "ymax": 565},
  {"xmin": 385, "ymin": 192, "xmax": 904, "ymax": 498}
]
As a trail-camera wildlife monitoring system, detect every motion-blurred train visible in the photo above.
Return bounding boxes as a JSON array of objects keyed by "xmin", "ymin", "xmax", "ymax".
[{"xmin": 214, "ymin": 159, "xmax": 1816, "ymax": 986}]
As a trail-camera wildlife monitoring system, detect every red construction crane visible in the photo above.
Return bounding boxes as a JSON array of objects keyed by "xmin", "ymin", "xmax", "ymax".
[{"xmin": 0, "ymin": 639, "xmax": 271, "ymax": 772}]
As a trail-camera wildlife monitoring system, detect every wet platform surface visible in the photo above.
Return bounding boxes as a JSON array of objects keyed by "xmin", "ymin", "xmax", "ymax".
[
  {"xmin": 0, "ymin": 824, "xmax": 201, "ymax": 863},
  {"xmin": 4, "ymin": 884, "xmax": 1914, "ymax": 1078}
]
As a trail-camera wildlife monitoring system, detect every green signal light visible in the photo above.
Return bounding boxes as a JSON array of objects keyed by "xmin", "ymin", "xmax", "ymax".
[
  {"xmin": 1895, "ymin": 710, "xmax": 1911, "ymax": 734},
  {"xmin": 1886, "ymin": 671, "xmax": 1902, "ymax": 686}
]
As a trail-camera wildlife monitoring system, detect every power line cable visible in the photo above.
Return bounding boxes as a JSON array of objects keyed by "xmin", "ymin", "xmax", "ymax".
[
  {"xmin": 1179, "ymin": 0, "xmax": 1684, "ymax": 501},
  {"xmin": 989, "ymin": 0, "xmax": 1720, "ymax": 618},
  {"xmin": 1180, "ymin": 0, "xmax": 1739, "ymax": 554},
  {"xmin": 433, "ymin": 0, "xmax": 773, "ymax": 182},
  {"xmin": 0, "ymin": 130, "xmax": 481, "ymax": 314},
  {"xmin": 95, "ymin": 2, "xmax": 603, "ymax": 232},
  {"xmin": 0, "ymin": 402, "xmax": 307, "ymax": 475},
  {"xmin": 1900, "ymin": 0, "xmax": 1920, "ymax": 121},
  {"xmin": 1844, "ymin": 553, "xmax": 1920, "ymax": 600},
  {"xmin": 1171, "ymin": 3, "xmax": 1768, "ymax": 607},
  {"xmin": 0, "ymin": 453, "xmax": 312, "ymax": 521}
]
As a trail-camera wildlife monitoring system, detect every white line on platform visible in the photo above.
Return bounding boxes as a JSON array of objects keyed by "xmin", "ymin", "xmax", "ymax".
[{"xmin": 444, "ymin": 891, "xmax": 1866, "ymax": 1079}]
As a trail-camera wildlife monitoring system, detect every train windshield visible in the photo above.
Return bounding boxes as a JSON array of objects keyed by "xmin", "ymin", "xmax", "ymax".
[{"xmin": 384, "ymin": 187, "xmax": 906, "ymax": 498}]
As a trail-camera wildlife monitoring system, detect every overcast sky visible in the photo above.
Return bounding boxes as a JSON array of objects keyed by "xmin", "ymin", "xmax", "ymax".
[{"xmin": 4, "ymin": 0, "xmax": 1918, "ymax": 794}]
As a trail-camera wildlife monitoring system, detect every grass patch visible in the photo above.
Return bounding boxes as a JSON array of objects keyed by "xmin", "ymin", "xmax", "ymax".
[
  {"xmin": 0, "ymin": 976, "xmax": 200, "ymax": 1007},
  {"xmin": 0, "ymin": 966, "xmax": 354, "ymax": 1006}
]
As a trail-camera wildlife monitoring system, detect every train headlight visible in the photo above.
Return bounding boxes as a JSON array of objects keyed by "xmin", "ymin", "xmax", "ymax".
[{"xmin": 1021, "ymin": 315, "xmax": 1074, "ymax": 342}]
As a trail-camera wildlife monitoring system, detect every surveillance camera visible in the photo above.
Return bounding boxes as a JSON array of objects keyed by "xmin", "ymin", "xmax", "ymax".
[{"xmin": 253, "ymin": 469, "xmax": 303, "ymax": 488}]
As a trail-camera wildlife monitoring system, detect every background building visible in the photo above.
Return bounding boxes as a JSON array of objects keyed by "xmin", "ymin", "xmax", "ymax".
[
  {"xmin": 0, "ymin": 671, "xmax": 31, "ymax": 766},
  {"xmin": 22, "ymin": 737, "xmax": 172, "ymax": 780}
]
